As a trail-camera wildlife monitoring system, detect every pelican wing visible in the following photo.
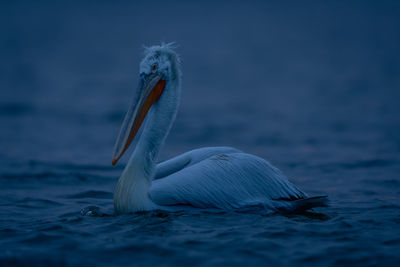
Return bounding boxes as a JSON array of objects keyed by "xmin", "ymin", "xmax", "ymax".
[
  {"xmin": 154, "ymin": 154, "xmax": 191, "ymax": 180},
  {"xmin": 154, "ymin": 147, "xmax": 240, "ymax": 180},
  {"xmin": 150, "ymin": 151, "xmax": 307, "ymax": 210}
]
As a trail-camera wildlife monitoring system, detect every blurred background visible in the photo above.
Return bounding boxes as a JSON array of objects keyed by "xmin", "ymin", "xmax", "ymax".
[{"xmin": 0, "ymin": 1, "xmax": 399, "ymax": 266}]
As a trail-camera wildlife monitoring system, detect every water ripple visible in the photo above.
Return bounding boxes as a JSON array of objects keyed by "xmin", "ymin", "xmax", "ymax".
[{"xmin": 66, "ymin": 190, "xmax": 113, "ymax": 199}]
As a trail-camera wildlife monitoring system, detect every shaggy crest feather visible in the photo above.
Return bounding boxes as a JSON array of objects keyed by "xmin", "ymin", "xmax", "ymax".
[{"xmin": 141, "ymin": 43, "xmax": 181, "ymax": 79}]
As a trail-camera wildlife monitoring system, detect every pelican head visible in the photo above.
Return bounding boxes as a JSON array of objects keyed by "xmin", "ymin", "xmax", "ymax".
[{"xmin": 112, "ymin": 43, "xmax": 181, "ymax": 166}]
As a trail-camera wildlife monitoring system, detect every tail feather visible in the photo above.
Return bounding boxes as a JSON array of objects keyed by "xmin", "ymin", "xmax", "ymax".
[{"xmin": 283, "ymin": 196, "xmax": 329, "ymax": 212}]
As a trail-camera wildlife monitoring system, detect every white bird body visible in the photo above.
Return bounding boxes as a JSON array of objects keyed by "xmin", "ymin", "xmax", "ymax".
[
  {"xmin": 150, "ymin": 147, "xmax": 307, "ymax": 210},
  {"xmin": 112, "ymin": 44, "xmax": 327, "ymax": 214}
]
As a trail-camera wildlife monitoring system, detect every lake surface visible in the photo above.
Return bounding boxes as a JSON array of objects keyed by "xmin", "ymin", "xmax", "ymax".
[{"xmin": 1, "ymin": 1, "xmax": 400, "ymax": 266}]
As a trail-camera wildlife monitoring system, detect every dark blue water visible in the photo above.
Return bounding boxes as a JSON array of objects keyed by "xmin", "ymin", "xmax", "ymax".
[{"xmin": 1, "ymin": 1, "xmax": 400, "ymax": 266}]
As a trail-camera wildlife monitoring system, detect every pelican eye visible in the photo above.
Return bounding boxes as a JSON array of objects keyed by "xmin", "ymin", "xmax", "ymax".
[{"xmin": 151, "ymin": 63, "xmax": 158, "ymax": 72}]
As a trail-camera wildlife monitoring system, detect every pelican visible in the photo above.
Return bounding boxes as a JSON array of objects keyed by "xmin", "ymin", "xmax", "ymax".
[{"xmin": 111, "ymin": 43, "xmax": 327, "ymax": 214}]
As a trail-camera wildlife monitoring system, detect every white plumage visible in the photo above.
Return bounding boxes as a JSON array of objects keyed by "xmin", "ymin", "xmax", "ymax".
[{"xmin": 112, "ymin": 43, "xmax": 327, "ymax": 214}]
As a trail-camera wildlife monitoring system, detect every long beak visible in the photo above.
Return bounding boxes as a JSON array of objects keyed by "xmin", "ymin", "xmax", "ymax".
[{"xmin": 112, "ymin": 73, "xmax": 166, "ymax": 165}]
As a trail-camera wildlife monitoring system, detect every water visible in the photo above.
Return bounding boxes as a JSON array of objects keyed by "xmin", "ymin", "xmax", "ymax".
[{"xmin": 1, "ymin": 1, "xmax": 400, "ymax": 266}]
